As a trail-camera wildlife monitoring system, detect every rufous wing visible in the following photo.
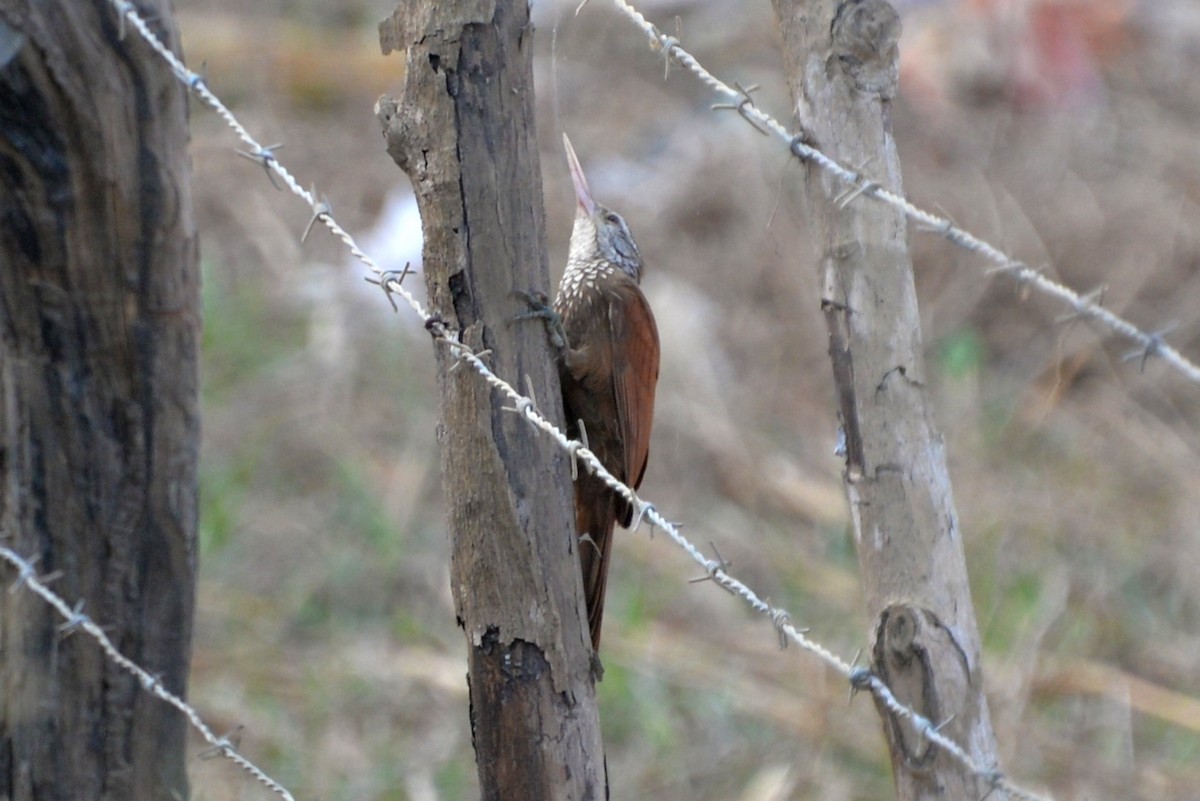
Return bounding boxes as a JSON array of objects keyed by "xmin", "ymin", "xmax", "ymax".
[
  {"xmin": 608, "ymin": 282, "xmax": 660, "ymax": 527},
  {"xmin": 560, "ymin": 279, "xmax": 659, "ymax": 650}
]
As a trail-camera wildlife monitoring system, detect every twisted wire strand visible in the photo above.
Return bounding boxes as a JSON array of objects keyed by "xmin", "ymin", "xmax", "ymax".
[
  {"xmin": 610, "ymin": 0, "xmax": 1200, "ymax": 385},
  {"xmin": 111, "ymin": 1, "xmax": 432, "ymax": 324},
  {"xmin": 0, "ymin": 546, "xmax": 296, "ymax": 801}
]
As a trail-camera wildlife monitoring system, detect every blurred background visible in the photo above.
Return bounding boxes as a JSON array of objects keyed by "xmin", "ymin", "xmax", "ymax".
[{"xmin": 177, "ymin": 0, "xmax": 1200, "ymax": 798}]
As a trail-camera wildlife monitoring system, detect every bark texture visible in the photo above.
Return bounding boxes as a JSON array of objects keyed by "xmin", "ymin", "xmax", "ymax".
[
  {"xmin": 770, "ymin": 1, "xmax": 1006, "ymax": 798},
  {"xmin": 0, "ymin": 1, "xmax": 199, "ymax": 800},
  {"xmin": 377, "ymin": 2, "xmax": 606, "ymax": 798}
]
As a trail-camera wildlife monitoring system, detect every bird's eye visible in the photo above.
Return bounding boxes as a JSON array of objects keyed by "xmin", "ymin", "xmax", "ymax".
[{"xmin": 604, "ymin": 213, "xmax": 619, "ymax": 225}]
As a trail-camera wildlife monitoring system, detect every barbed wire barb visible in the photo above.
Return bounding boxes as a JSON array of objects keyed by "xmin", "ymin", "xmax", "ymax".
[
  {"xmin": 366, "ymin": 264, "xmax": 417, "ymax": 312},
  {"xmin": 1122, "ymin": 323, "xmax": 1177, "ymax": 371},
  {"xmin": 1055, "ymin": 284, "xmax": 1107, "ymax": 325},
  {"xmin": 302, "ymin": 187, "xmax": 332, "ymax": 243},
  {"xmin": 606, "ymin": 0, "xmax": 1200, "ymax": 386},
  {"xmin": 57, "ymin": 599, "xmax": 89, "ymax": 637},
  {"xmin": 687, "ymin": 541, "xmax": 731, "ymax": 585},
  {"xmin": 236, "ymin": 143, "xmax": 285, "ymax": 190},
  {"xmin": 712, "ymin": 82, "xmax": 771, "ymax": 135}
]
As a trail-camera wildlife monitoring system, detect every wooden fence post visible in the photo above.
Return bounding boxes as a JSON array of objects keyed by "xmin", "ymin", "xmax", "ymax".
[
  {"xmin": 770, "ymin": 1, "xmax": 1007, "ymax": 798},
  {"xmin": 377, "ymin": 2, "xmax": 607, "ymax": 797},
  {"xmin": 0, "ymin": 1, "xmax": 199, "ymax": 797}
]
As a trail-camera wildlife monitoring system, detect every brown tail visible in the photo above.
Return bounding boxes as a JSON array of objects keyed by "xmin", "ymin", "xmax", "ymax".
[{"xmin": 576, "ymin": 473, "xmax": 618, "ymax": 650}]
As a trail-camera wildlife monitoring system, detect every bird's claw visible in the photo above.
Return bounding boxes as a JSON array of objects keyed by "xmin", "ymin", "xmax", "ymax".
[
  {"xmin": 512, "ymin": 289, "xmax": 568, "ymax": 352},
  {"xmin": 512, "ymin": 288, "xmax": 549, "ymax": 307}
]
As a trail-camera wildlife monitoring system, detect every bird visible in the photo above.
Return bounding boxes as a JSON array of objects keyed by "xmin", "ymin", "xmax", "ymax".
[{"xmin": 551, "ymin": 134, "xmax": 660, "ymax": 653}]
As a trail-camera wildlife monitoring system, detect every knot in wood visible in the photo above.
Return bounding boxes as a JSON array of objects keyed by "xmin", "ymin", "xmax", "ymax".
[
  {"xmin": 871, "ymin": 604, "xmax": 972, "ymax": 770},
  {"xmin": 882, "ymin": 604, "xmax": 918, "ymax": 662},
  {"xmin": 830, "ymin": 0, "xmax": 901, "ymax": 97},
  {"xmin": 374, "ymin": 94, "xmax": 416, "ymax": 174}
]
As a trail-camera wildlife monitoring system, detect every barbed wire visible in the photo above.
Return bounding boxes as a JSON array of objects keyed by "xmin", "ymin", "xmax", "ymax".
[
  {"xmin": 607, "ymin": 0, "xmax": 1200, "ymax": 386},
  {"xmin": 109, "ymin": 0, "xmax": 432, "ymax": 324},
  {"xmin": 0, "ymin": 545, "xmax": 296, "ymax": 801},
  {"xmin": 83, "ymin": 2, "xmax": 1052, "ymax": 800}
]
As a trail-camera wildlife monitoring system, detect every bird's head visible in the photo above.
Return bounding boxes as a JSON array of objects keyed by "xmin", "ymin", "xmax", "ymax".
[{"xmin": 563, "ymin": 134, "xmax": 643, "ymax": 282}]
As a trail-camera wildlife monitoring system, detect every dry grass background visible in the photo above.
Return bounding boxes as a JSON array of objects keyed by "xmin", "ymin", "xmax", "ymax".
[{"xmin": 175, "ymin": 0, "xmax": 1200, "ymax": 798}]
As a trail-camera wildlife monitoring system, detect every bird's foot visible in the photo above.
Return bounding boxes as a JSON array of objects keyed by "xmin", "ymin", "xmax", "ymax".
[{"xmin": 512, "ymin": 289, "xmax": 568, "ymax": 353}]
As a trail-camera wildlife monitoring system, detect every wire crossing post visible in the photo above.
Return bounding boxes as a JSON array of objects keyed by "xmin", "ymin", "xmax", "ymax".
[
  {"xmin": 771, "ymin": 1, "xmax": 1008, "ymax": 799},
  {"xmin": 0, "ymin": 1, "xmax": 199, "ymax": 799},
  {"xmin": 377, "ymin": 2, "xmax": 606, "ymax": 798}
]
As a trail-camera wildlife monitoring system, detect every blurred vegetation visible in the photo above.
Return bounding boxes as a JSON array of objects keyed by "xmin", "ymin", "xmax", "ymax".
[{"xmin": 179, "ymin": 1, "xmax": 1200, "ymax": 799}]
